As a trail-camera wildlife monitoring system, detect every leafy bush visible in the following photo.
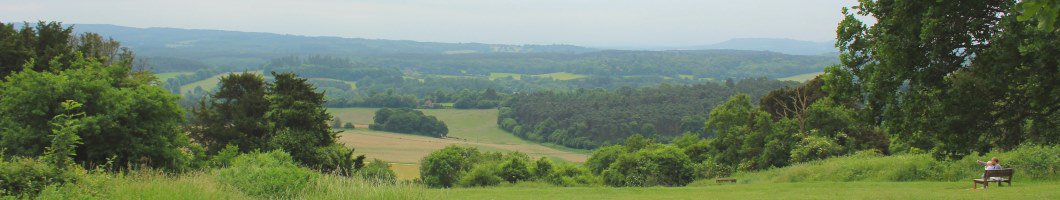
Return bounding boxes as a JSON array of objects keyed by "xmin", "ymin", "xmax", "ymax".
[
  {"xmin": 602, "ymin": 145, "xmax": 694, "ymax": 187},
  {"xmin": 358, "ymin": 159, "xmax": 397, "ymax": 182},
  {"xmin": 531, "ymin": 157, "xmax": 553, "ymax": 180},
  {"xmin": 420, "ymin": 146, "xmax": 481, "ymax": 188},
  {"xmin": 458, "ymin": 164, "xmax": 502, "ymax": 187},
  {"xmin": 546, "ymin": 163, "xmax": 598, "ymax": 187},
  {"xmin": 790, "ymin": 135, "xmax": 844, "ymax": 163},
  {"xmin": 694, "ymin": 161, "xmax": 735, "ymax": 179},
  {"xmin": 0, "ymin": 157, "xmax": 79, "ymax": 197},
  {"xmin": 217, "ymin": 150, "xmax": 319, "ymax": 198},
  {"xmin": 209, "ymin": 144, "xmax": 240, "ymax": 167},
  {"xmin": 498, "ymin": 155, "xmax": 531, "ymax": 183},
  {"xmin": 585, "ymin": 145, "xmax": 624, "ymax": 175}
]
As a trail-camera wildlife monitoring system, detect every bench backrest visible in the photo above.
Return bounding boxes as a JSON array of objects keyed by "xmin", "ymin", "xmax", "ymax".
[{"xmin": 984, "ymin": 168, "xmax": 1014, "ymax": 178}]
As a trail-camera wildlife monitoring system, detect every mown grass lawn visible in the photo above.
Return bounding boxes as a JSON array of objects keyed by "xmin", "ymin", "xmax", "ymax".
[{"xmin": 435, "ymin": 181, "xmax": 1060, "ymax": 200}]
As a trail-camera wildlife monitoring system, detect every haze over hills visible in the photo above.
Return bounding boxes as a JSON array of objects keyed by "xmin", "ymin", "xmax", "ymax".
[
  {"xmin": 65, "ymin": 24, "xmax": 597, "ymax": 66},
  {"xmin": 36, "ymin": 24, "xmax": 837, "ymax": 78},
  {"xmin": 684, "ymin": 38, "xmax": 838, "ymax": 55}
]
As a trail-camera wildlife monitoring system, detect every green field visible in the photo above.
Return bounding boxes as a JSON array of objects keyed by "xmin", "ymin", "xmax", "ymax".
[
  {"xmin": 779, "ymin": 72, "xmax": 824, "ymax": 82},
  {"xmin": 154, "ymin": 72, "xmax": 192, "ymax": 81},
  {"xmin": 46, "ymin": 172, "xmax": 1057, "ymax": 200}
]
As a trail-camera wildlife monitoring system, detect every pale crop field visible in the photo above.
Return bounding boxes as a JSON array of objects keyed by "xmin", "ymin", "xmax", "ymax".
[
  {"xmin": 778, "ymin": 71, "xmax": 824, "ymax": 82},
  {"xmin": 329, "ymin": 107, "xmax": 589, "ymax": 180}
]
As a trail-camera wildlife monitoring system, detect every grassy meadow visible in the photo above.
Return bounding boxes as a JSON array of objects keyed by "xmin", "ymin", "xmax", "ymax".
[
  {"xmin": 153, "ymin": 72, "xmax": 193, "ymax": 81},
  {"xmin": 33, "ymin": 168, "xmax": 1059, "ymax": 200}
]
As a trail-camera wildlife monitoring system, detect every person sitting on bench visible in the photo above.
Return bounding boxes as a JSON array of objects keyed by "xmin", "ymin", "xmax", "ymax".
[{"xmin": 976, "ymin": 157, "xmax": 1002, "ymax": 188}]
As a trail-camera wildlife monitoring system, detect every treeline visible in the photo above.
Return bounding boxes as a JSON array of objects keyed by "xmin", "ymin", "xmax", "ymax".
[
  {"xmin": 351, "ymin": 50, "xmax": 837, "ymax": 79},
  {"xmin": 498, "ymin": 77, "xmax": 796, "ymax": 148},
  {"xmin": 369, "ymin": 108, "xmax": 448, "ymax": 138}
]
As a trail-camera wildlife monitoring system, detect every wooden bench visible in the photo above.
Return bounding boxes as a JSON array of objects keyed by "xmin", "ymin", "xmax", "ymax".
[
  {"xmin": 973, "ymin": 168, "xmax": 1013, "ymax": 189},
  {"xmin": 716, "ymin": 178, "xmax": 736, "ymax": 183}
]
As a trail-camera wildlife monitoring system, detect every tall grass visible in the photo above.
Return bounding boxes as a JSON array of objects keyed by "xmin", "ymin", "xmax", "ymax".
[{"xmin": 735, "ymin": 145, "xmax": 1060, "ymax": 183}]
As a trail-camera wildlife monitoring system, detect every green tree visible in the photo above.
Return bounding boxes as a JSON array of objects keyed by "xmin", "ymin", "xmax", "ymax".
[
  {"xmin": 833, "ymin": 1, "xmax": 1058, "ymax": 158},
  {"xmin": 420, "ymin": 145, "xmax": 481, "ymax": 188},
  {"xmin": 190, "ymin": 72, "xmax": 269, "ymax": 153},
  {"xmin": 0, "ymin": 55, "xmax": 190, "ymax": 170}
]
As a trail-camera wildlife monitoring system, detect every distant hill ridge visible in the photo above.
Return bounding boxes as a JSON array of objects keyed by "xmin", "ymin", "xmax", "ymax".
[{"xmin": 686, "ymin": 38, "xmax": 838, "ymax": 55}]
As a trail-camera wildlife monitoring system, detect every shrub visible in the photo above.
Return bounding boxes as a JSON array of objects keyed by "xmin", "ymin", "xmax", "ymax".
[
  {"xmin": 531, "ymin": 157, "xmax": 554, "ymax": 180},
  {"xmin": 790, "ymin": 135, "xmax": 844, "ymax": 163},
  {"xmin": 209, "ymin": 144, "xmax": 240, "ymax": 167},
  {"xmin": 498, "ymin": 155, "xmax": 531, "ymax": 183},
  {"xmin": 0, "ymin": 157, "xmax": 79, "ymax": 197},
  {"xmin": 585, "ymin": 145, "xmax": 624, "ymax": 174},
  {"xmin": 358, "ymin": 159, "xmax": 397, "ymax": 183},
  {"xmin": 458, "ymin": 164, "xmax": 502, "ymax": 187},
  {"xmin": 602, "ymin": 145, "xmax": 694, "ymax": 187},
  {"xmin": 694, "ymin": 161, "xmax": 735, "ymax": 179},
  {"xmin": 218, "ymin": 150, "xmax": 319, "ymax": 198},
  {"xmin": 546, "ymin": 163, "xmax": 598, "ymax": 187},
  {"xmin": 420, "ymin": 146, "xmax": 481, "ymax": 188}
]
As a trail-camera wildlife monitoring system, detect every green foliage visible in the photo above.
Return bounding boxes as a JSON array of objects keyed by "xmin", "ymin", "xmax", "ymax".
[
  {"xmin": 459, "ymin": 164, "xmax": 503, "ymax": 187},
  {"xmin": 358, "ymin": 159, "xmax": 397, "ymax": 182},
  {"xmin": 0, "ymin": 53, "xmax": 191, "ymax": 170},
  {"xmin": 585, "ymin": 145, "xmax": 624, "ymax": 175},
  {"xmin": 1019, "ymin": 0, "xmax": 1060, "ymax": 31},
  {"xmin": 835, "ymin": 1, "xmax": 1059, "ymax": 159},
  {"xmin": 0, "ymin": 157, "xmax": 79, "ymax": 197},
  {"xmin": 41, "ymin": 100, "xmax": 85, "ymax": 169},
  {"xmin": 190, "ymin": 72, "xmax": 269, "ymax": 153},
  {"xmin": 420, "ymin": 145, "xmax": 482, "ymax": 188},
  {"xmin": 371, "ymin": 108, "xmax": 449, "ymax": 138},
  {"xmin": 498, "ymin": 154, "xmax": 531, "ymax": 183},
  {"xmin": 694, "ymin": 161, "xmax": 735, "ymax": 179},
  {"xmin": 601, "ymin": 145, "xmax": 695, "ymax": 187},
  {"xmin": 209, "ymin": 144, "xmax": 240, "ymax": 167},
  {"xmin": 530, "ymin": 157, "xmax": 554, "ymax": 180},
  {"xmin": 217, "ymin": 150, "xmax": 319, "ymax": 198},
  {"xmin": 501, "ymin": 79, "xmax": 795, "ymax": 149},
  {"xmin": 790, "ymin": 135, "xmax": 845, "ymax": 163},
  {"xmin": 545, "ymin": 163, "xmax": 599, "ymax": 187},
  {"xmin": 705, "ymin": 94, "xmax": 787, "ymax": 170}
]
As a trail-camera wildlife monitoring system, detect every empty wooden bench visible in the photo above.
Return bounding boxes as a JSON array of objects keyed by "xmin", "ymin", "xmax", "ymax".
[
  {"xmin": 973, "ymin": 168, "xmax": 1013, "ymax": 189},
  {"xmin": 716, "ymin": 178, "xmax": 736, "ymax": 183}
]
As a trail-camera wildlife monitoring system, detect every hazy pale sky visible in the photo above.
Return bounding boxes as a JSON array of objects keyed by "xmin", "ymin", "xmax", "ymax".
[{"xmin": 1, "ymin": 0, "xmax": 859, "ymax": 46}]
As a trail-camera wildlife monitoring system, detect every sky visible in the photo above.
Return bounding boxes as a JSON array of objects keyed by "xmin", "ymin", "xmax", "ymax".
[{"xmin": 1, "ymin": 0, "xmax": 860, "ymax": 47}]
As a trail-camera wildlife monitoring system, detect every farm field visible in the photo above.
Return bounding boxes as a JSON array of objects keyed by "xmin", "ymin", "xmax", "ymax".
[
  {"xmin": 154, "ymin": 72, "xmax": 192, "ymax": 81},
  {"xmin": 178, "ymin": 70, "xmax": 264, "ymax": 94},
  {"xmin": 436, "ymin": 181, "xmax": 1060, "ymax": 200},
  {"xmin": 778, "ymin": 71, "xmax": 824, "ymax": 82},
  {"xmin": 488, "ymin": 72, "xmax": 588, "ymax": 81},
  {"xmin": 329, "ymin": 107, "xmax": 589, "ymax": 180}
]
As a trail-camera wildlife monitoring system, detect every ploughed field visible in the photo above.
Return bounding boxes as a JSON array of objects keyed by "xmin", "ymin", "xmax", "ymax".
[{"xmin": 328, "ymin": 108, "xmax": 589, "ymax": 180}]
